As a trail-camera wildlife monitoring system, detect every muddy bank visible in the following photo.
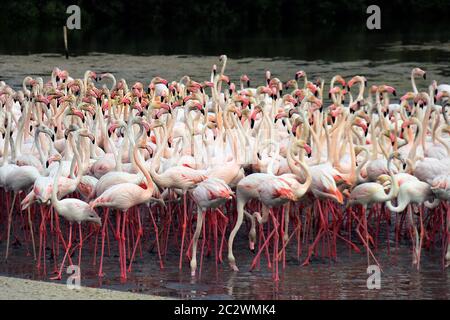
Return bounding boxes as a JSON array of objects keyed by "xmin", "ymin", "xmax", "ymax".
[{"xmin": 0, "ymin": 276, "xmax": 173, "ymax": 300}]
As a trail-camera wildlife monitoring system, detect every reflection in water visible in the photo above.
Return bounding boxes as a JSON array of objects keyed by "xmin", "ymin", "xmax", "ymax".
[{"xmin": 1, "ymin": 230, "xmax": 449, "ymax": 299}]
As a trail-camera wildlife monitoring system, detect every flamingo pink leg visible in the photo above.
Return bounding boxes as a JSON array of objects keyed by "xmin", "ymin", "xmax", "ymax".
[
  {"xmin": 98, "ymin": 209, "xmax": 109, "ymax": 277},
  {"xmin": 50, "ymin": 223, "xmax": 73, "ymax": 281}
]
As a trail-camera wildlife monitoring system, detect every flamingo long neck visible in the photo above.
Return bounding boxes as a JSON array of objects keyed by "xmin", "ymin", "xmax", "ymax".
[
  {"xmin": 267, "ymin": 142, "xmax": 280, "ymax": 175},
  {"xmin": 330, "ymin": 113, "xmax": 347, "ymax": 166},
  {"xmin": 407, "ymin": 117, "xmax": 422, "ymax": 162},
  {"xmin": 319, "ymin": 113, "xmax": 331, "ymax": 161},
  {"xmin": 51, "ymin": 71, "xmax": 58, "ymax": 89},
  {"xmin": 1, "ymin": 112, "xmax": 11, "ymax": 166},
  {"xmin": 345, "ymin": 126, "xmax": 357, "ymax": 184},
  {"xmin": 357, "ymin": 79, "xmax": 365, "ymax": 101},
  {"xmin": 217, "ymin": 58, "xmax": 227, "ymax": 97},
  {"xmin": 386, "ymin": 192, "xmax": 409, "ymax": 212},
  {"xmin": 411, "ymin": 72, "xmax": 419, "ymax": 94},
  {"xmin": 420, "ymin": 94, "xmax": 433, "ymax": 151},
  {"xmin": 9, "ymin": 130, "xmax": 16, "ymax": 163},
  {"xmin": 51, "ymin": 160, "xmax": 63, "ymax": 211},
  {"xmin": 233, "ymin": 112, "xmax": 252, "ymax": 164},
  {"xmin": 69, "ymin": 133, "xmax": 83, "ymax": 185},
  {"xmin": 83, "ymin": 71, "xmax": 91, "ymax": 95},
  {"xmin": 22, "ymin": 78, "xmax": 31, "ymax": 96},
  {"xmin": 34, "ymin": 129, "xmax": 47, "ymax": 167},
  {"xmin": 133, "ymin": 144, "xmax": 154, "ymax": 195},
  {"xmin": 356, "ymin": 148, "xmax": 370, "ymax": 184},
  {"xmin": 15, "ymin": 106, "xmax": 30, "ymax": 157},
  {"xmin": 287, "ymin": 142, "xmax": 312, "ymax": 189},
  {"xmin": 106, "ymin": 74, "xmax": 117, "ymax": 91},
  {"xmin": 149, "ymin": 120, "xmax": 174, "ymax": 188},
  {"xmin": 302, "ymin": 74, "xmax": 308, "ymax": 90},
  {"xmin": 304, "ymin": 114, "xmax": 322, "ymax": 165},
  {"xmin": 434, "ymin": 125, "xmax": 450, "ymax": 156},
  {"xmin": 377, "ymin": 134, "xmax": 389, "ymax": 159},
  {"xmin": 383, "ymin": 156, "xmax": 399, "ymax": 201},
  {"xmin": 369, "ymin": 113, "xmax": 379, "ymax": 160}
]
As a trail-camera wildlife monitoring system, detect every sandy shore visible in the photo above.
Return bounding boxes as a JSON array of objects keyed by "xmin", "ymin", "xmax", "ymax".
[{"xmin": 0, "ymin": 276, "xmax": 173, "ymax": 300}]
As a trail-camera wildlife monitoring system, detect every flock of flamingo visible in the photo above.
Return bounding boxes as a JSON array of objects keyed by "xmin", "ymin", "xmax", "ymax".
[{"xmin": 0, "ymin": 55, "xmax": 449, "ymax": 282}]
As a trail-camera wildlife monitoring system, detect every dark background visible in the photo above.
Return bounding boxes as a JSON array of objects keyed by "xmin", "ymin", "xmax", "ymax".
[{"xmin": 0, "ymin": 0, "xmax": 448, "ymax": 57}]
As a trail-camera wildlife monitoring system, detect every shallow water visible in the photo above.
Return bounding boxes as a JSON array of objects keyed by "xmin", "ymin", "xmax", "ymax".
[
  {"xmin": 0, "ymin": 40, "xmax": 449, "ymax": 94},
  {"xmin": 0, "ymin": 209, "xmax": 449, "ymax": 300}
]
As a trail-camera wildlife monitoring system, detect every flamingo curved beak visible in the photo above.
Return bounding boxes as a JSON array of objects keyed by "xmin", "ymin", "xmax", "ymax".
[
  {"xmin": 303, "ymin": 143, "xmax": 312, "ymax": 155},
  {"xmin": 108, "ymin": 123, "xmax": 120, "ymax": 135},
  {"xmin": 102, "ymin": 100, "xmax": 110, "ymax": 112},
  {"xmin": 220, "ymin": 75, "xmax": 230, "ymax": 84},
  {"xmin": 71, "ymin": 109, "xmax": 85, "ymax": 121},
  {"xmin": 133, "ymin": 102, "xmax": 143, "ymax": 113},
  {"xmin": 332, "ymin": 188, "xmax": 344, "ymax": 204}
]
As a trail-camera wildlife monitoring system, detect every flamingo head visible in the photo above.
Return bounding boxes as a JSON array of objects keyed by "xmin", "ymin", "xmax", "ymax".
[
  {"xmin": 306, "ymin": 82, "xmax": 318, "ymax": 96},
  {"xmin": 378, "ymin": 85, "xmax": 397, "ymax": 96},
  {"xmin": 36, "ymin": 94, "xmax": 50, "ymax": 105},
  {"xmin": 369, "ymin": 85, "xmax": 378, "ymax": 94},
  {"xmin": 321, "ymin": 174, "xmax": 344, "ymax": 204},
  {"xmin": 132, "ymin": 101, "xmax": 144, "ymax": 113},
  {"xmin": 155, "ymin": 103, "xmax": 171, "ymax": 119},
  {"xmin": 240, "ymin": 74, "xmax": 250, "ymax": 87},
  {"xmin": 412, "ymin": 67, "xmax": 426, "ymax": 80},
  {"xmin": 250, "ymin": 105, "xmax": 263, "ymax": 128},
  {"xmin": 187, "ymin": 101, "xmax": 205, "ymax": 115},
  {"xmin": 283, "ymin": 94, "xmax": 297, "ymax": 106},
  {"xmin": 87, "ymin": 71, "xmax": 98, "ymax": 82},
  {"xmin": 229, "ymin": 82, "xmax": 236, "ymax": 95},
  {"xmin": 203, "ymin": 81, "xmax": 214, "ymax": 88},
  {"xmin": 306, "ymin": 95, "xmax": 322, "ymax": 111},
  {"xmin": 295, "ymin": 70, "xmax": 306, "ymax": 81},
  {"xmin": 219, "ymin": 74, "xmax": 230, "ymax": 85},
  {"xmin": 400, "ymin": 91, "xmax": 415, "ymax": 101},
  {"xmin": 296, "ymin": 139, "xmax": 312, "ymax": 155},
  {"xmin": 256, "ymin": 86, "xmax": 273, "ymax": 96},
  {"xmin": 334, "ymin": 75, "xmax": 346, "ymax": 88},
  {"xmin": 329, "ymin": 86, "xmax": 342, "ymax": 99},
  {"xmin": 187, "ymin": 80, "xmax": 202, "ymax": 93},
  {"xmin": 101, "ymin": 99, "xmax": 110, "ymax": 112},
  {"xmin": 227, "ymin": 104, "xmax": 242, "ymax": 117},
  {"xmin": 353, "ymin": 117, "xmax": 368, "ymax": 133},
  {"xmin": 347, "ymin": 76, "xmax": 363, "ymax": 89},
  {"xmin": 47, "ymin": 153, "xmax": 62, "ymax": 166},
  {"xmin": 265, "ymin": 70, "xmax": 271, "ymax": 84},
  {"xmin": 235, "ymin": 95, "xmax": 250, "ymax": 109},
  {"xmin": 151, "ymin": 76, "xmax": 168, "ymax": 86},
  {"xmin": 86, "ymin": 209, "xmax": 102, "ymax": 226},
  {"xmin": 120, "ymin": 93, "xmax": 132, "ymax": 105},
  {"xmin": 108, "ymin": 122, "xmax": 123, "ymax": 137},
  {"xmin": 285, "ymin": 79, "xmax": 297, "ymax": 90},
  {"xmin": 275, "ymin": 107, "xmax": 288, "ymax": 120},
  {"xmin": 68, "ymin": 107, "xmax": 85, "ymax": 121},
  {"xmin": 138, "ymin": 140, "xmax": 154, "ymax": 157},
  {"xmin": 436, "ymin": 91, "xmax": 449, "ymax": 101},
  {"xmin": 376, "ymin": 174, "xmax": 391, "ymax": 188},
  {"xmin": 79, "ymin": 103, "xmax": 95, "ymax": 117},
  {"xmin": 57, "ymin": 70, "xmax": 69, "ymax": 81}
]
